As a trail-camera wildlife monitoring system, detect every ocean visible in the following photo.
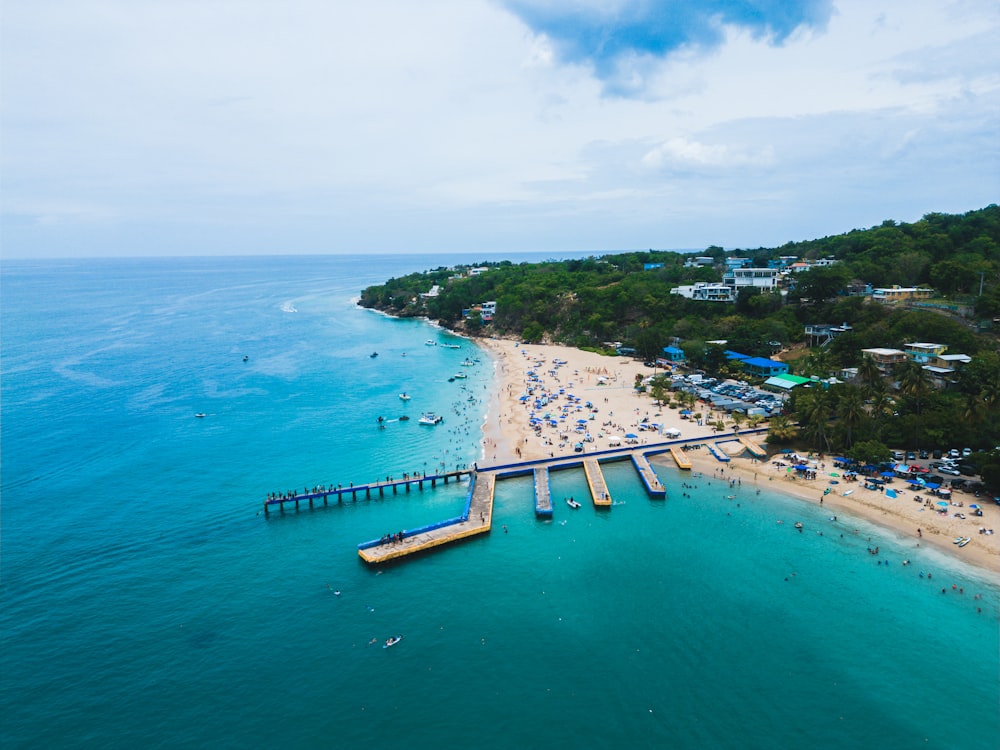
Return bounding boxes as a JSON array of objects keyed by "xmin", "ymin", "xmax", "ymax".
[{"xmin": 1, "ymin": 255, "xmax": 998, "ymax": 749}]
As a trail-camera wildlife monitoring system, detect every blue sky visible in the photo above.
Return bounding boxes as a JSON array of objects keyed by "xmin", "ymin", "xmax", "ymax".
[{"xmin": 1, "ymin": 0, "xmax": 997, "ymax": 258}]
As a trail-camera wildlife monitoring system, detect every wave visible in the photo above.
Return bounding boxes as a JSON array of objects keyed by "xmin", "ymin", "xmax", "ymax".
[{"xmin": 280, "ymin": 301, "xmax": 298, "ymax": 313}]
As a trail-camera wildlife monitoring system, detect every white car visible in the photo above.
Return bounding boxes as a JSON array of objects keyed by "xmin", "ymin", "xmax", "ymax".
[
  {"xmin": 940, "ymin": 467, "xmax": 961, "ymax": 476},
  {"xmin": 962, "ymin": 448, "xmax": 972, "ymax": 457}
]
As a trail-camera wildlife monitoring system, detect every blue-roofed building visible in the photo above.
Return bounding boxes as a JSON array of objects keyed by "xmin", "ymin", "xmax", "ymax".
[
  {"xmin": 725, "ymin": 350, "xmax": 751, "ymax": 361},
  {"xmin": 661, "ymin": 345, "xmax": 686, "ymax": 362},
  {"xmin": 739, "ymin": 357, "xmax": 790, "ymax": 377}
]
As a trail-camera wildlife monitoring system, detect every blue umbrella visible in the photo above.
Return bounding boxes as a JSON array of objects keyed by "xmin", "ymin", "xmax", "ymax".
[{"xmin": 625, "ymin": 433, "xmax": 638, "ymax": 439}]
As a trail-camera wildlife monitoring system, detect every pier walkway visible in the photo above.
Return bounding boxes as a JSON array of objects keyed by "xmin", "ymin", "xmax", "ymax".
[
  {"xmin": 584, "ymin": 459, "xmax": 612, "ymax": 506},
  {"xmin": 631, "ymin": 453, "xmax": 666, "ymax": 498},
  {"xmin": 357, "ymin": 473, "xmax": 495, "ymax": 563},
  {"xmin": 738, "ymin": 435, "xmax": 767, "ymax": 459},
  {"xmin": 263, "ymin": 470, "xmax": 472, "ymax": 515},
  {"xmin": 669, "ymin": 446, "xmax": 692, "ymax": 470},
  {"xmin": 534, "ymin": 467, "xmax": 552, "ymax": 517}
]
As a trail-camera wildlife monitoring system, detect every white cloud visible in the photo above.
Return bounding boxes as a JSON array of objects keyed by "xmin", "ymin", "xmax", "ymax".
[{"xmin": 0, "ymin": 0, "xmax": 997, "ymax": 257}]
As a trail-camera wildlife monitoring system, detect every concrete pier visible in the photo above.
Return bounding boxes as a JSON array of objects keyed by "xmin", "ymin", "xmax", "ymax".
[
  {"xmin": 584, "ymin": 458, "xmax": 612, "ymax": 506},
  {"xmin": 534, "ymin": 467, "xmax": 553, "ymax": 517}
]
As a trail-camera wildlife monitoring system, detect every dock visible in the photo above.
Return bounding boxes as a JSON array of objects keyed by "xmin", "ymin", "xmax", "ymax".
[
  {"xmin": 669, "ymin": 446, "xmax": 692, "ymax": 470},
  {"xmin": 357, "ymin": 473, "xmax": 495, "ymax": 563},
  {"xmin": 738, "ymin": 435, "xmax": 767, "ymax": 459},
  {"xmin": 707, "ymin": 443, "xmax": 731, "ymax": 462},
  {"xmin": 262, "ymin": 429, "xmax": 773, "ymax": 565},
  {"xmin": 631, "ymin": 452, "xmax": 666, "ymax": 498},
  {"xmin": 534, "ymin": 467, "xmax": 552, "ymax": 517},
  {"xmin": 583, "ymin": 459, "xmax": 612, "ymax": 506}
]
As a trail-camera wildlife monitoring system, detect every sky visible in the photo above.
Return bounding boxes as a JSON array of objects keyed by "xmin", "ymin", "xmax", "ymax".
[{"xmin": 1, "ymin": 0, "xmax": 998, "ymax": 258}]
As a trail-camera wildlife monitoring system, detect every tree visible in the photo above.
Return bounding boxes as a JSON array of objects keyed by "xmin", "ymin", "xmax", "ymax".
[
  {"xmin": 837, "ymin": 387, "xmax": 866, "ymax": 449},
  {"xmin": 847, "ymin": 439, "xmax": 892, "ymax": 465},
  {"xmin": 767, "ymin": 415, "xmax": 799, "ymax": 444},
  {"xmin": 730, "ymin": 411, "xmax": 746, "ymax": 434}
]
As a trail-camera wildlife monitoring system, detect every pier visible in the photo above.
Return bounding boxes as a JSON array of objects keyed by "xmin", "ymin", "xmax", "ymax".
[
  {"xmin": 262, "ymin": 469, "xmax": 473, "ymax": 515},
  {"xmin": 631, "ymin": 453, "xmax": 666, "ymax": 498},
  {"xmin": 534, "ymin": 467, "xmax": 552, "ymax": 517},
  {"xmin": 262, "ymin": 429, "xmax": 769, "ymax": 564},
  {"xmin": 584, "ymin": 459, "xmax": 612, "ymax": 506},
  {"xmin": 357, "ymin": 473, "xmax": 495, "ymax": 563},
  {"xmin": 738, "ymin": 435, "xmax": 767, "ymax": 459},
  {"xmin": 669, "ymin": 446, "xmax": 692, "ymax": 470}
]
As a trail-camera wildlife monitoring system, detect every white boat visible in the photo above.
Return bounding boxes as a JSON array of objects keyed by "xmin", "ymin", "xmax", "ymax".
[
  {"xmin": 195, "ymin": 413, "xmax": 206, "ymax": 418},
  {"xmin": 958, "ymin": 537, "xmax": 971, "ymax": 547},
  {"xmin": 566, "ymin": 498, "xmax": 581, "ymax": 509},
  {"xmin": 442, "ymin": 343, "xmax": 461, "ymax": 349},
  {"xmin": 383, "ymin": 635, "xmax": 403, "ymax": 648},
  {"xmin": 425, "ymin": 340, "xmax": 436, "ymax": 346},
  {"xmin": 418, "ymin": 413, "xmax": 443, "ymax": 425},
  {"xmin": 452, "ymin": 372, "xmax": 467, "ymax": 379},
  {"xmin": 399, "ymin": 393, "xmax": 411, "ymax": 400},
  {"xmin": 461, "ymin": 358, "xmax": 475, "ymax": 366}
]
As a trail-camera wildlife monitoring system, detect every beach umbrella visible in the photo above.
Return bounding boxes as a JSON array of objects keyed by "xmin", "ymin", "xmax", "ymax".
[
  {"xmin": 680, "ymin": 409, "xmax": 692, "ymax": 415},
  {"xmin": 829, "ymin": 472, "xmax": 840, "ymax": 477},
  {"xmin": 970, "ymin": 504, "xmax": 980, "ymax": 509},
  {"xmin": 577, "ymin": 418, "xmax": 588, "ymax": 424},
  {"xmin": 625, "ymin": 433, "xmax": 638, "ymax": 439},
  {"xmin": 886, "ymin": 489, "xmax": 897, "ymax": 499}
]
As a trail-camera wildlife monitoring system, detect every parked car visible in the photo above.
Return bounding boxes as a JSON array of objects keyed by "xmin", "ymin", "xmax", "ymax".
[
  {"xmin": 940, "ymin": 467, "xmax": 961, "ymax": 476},
  {"xmin": 958, "ymin": 464, "xmax": 978, "ymax": 476},
  {"xmin": 906, "ymin": 452, "xmax": 916, "ymax": 461},
  {"xmin": 949, "ymin": 449, "xmax": 961, "ymax": 458},
  {"xmin": 919, "ymin": 450, "xmax": 929, "ymax": 459},
  {"xmin": 932, "ymin": 450, "xmax": 942, "ymax": 459},
  {"xmin": 962, "ymin": 448, "xmax": 972, "ymax": 457}
]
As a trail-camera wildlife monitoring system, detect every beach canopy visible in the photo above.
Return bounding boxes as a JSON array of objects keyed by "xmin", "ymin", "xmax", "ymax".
[
  {"xmin": 970, "ymin": 504, "xmax": 980, "ymax": 509},
  {"xmin": 793, "ymin": 464, "xmax": 809, "ymax": 470},
  {"xmin": 936, "ymin": 500, "xmax": 949, "ymax": 506},
  {"xmin": 680, "ymin": 409, "xmax": 692, "ymax": 415},
  {"xmin": 880, "ymin": 471, "xmax": 895, "ymax": 477}
]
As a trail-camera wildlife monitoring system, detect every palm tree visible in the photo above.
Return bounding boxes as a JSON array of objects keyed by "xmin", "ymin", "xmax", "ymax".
[
  {"xmin": 730, "ymin": 410, "xmax": 746, "ymax": 434},
  {"xmin": 797, "ymin": 389, "xmax": 832, "ymax": 453},
  {"xmin": 857, "ymin": 357, "xmax": 883, "ymax": 397},
  {"xmin": 838, "ymin": 387, "xmax": 866, "ymax": 449},
  {"xmin": 767, "ymin": 414, "xmax": 799, "ymax": 444}
]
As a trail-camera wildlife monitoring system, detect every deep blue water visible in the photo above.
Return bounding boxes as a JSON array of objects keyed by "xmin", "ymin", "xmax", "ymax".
[{"xmin": 2, "ymin": 255, "xmax": 998, "ymax": 749}]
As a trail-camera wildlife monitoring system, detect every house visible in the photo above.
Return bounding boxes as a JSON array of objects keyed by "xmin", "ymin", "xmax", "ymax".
[
  {"xmin": 805, "ymin": 323, "xmax": 853, "ymax": 347},
  {"xmin": 905, "ymin": 342, "xmax": 948, "ymax": 363},
  {"xmin": 738, "ymin": 357, "xmax": 790, "ymax": 377},
  {"xmin": 467, "ymin": 267, "xmax": 489, "ymax": 277},
  {"xmin": 725, "ymin": 257, "xmax": 751, "ymax": 270},
  {"xmin": 861, "ymin": 347, "xmax": 908, "ymax": 376},
  {"xmin": 670, "ymin": 283, "xmax": 735, "ymax": 302},
  {"xmin": 643, "ymin": 263, "xmax": 664, "ymax": 271},
  {"xmin": 683, "ymin": 256, "xmax": 715, "ymax": 268},
  {"xmin": 420, "ymin": 285, "xmax": 441, "ymax": 298},
  {"xmin": 723, "ymin": 267, "xmax": 783, "ymax": 291},
  {"xmin": 661, "ymin": 346, "xmax": 686, "ymax": 363},
  {"xmin": 480, "ymin": 301, "xmax": 497, "ymax": 321},
  {"xmin": 871, "ymin": 286, "xmax": 933, "ymax": 304}
]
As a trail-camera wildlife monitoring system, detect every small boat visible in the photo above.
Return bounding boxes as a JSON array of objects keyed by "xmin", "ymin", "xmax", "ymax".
[
  {"xmin": 566, "ymin": 498, "xmax": 581, "ymax": 509},
  {"xmin": 370, "ymin": 352, "xmax": 378, "ymax": 358},
  {"xmin": 399, "ymin": 393, "xmax": 411, "ymax": 400},
  {"xmin": 442, "ymin": 343, "xmax": 461, "ymax": 349},
  {"xmin": 195, "ymin": 413, "xmax": 206, "ymax": 418},
  {"xmin": 418, "ymin": 413, "xmax": 443, "ymax": 426},
  {"xmin": 794, "ymin": 522, "xmax": 804, "ymax": 529},
  {"xmin": 453, "ymin": 372, "xmax": 467, "ymax": 379},
  {"xmin": 425, "ymin": 340, "xmax": 436, "ymax": 346},
  {"xmin": 383, "ymin": 635, "xmax": 403, "ymax": 649},
  {"xmin": 953, "ymin": 537, "xmax": 965, "ymax": 544},
  {"xmin": 461, "ymin": 358, "xmax": 475, "ymax": 366},
  {"xmin": 398, "ymin": 415, "xmax": 410, "ymax": 421},
  {"xmin": 958, "ymin": 537, "xmax": 971, "ymax": 547},
  {"xmin": 242, "ymin": 355, "xmax": 249, "ymax": 362}
]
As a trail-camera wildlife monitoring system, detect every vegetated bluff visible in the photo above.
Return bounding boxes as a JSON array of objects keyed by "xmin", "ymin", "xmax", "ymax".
[{"xmin": 359, "ymin": 205, "xmax": 1000, "ymax": 360}]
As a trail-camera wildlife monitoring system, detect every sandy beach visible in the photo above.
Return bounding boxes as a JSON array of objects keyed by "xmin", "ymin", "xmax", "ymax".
[{"xmin": 478, "ymin": 337, "xmax": 1000, "ymax": 578}]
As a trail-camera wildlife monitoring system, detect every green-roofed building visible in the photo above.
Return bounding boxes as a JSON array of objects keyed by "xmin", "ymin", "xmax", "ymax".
[{"xmin": 763, "ymin": 374, "xmax": 811, "ymax": 391}]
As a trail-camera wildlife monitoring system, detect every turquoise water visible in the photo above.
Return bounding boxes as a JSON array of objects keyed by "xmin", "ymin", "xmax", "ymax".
[{"xmin": 2, "ymin": 256, "xmax": 998, "ymax": 749}]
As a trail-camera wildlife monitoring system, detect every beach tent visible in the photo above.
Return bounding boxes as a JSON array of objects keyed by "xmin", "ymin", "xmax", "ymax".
[{"xmin": 608, "ymin": 436, "xmax": 622, "ymax": 446}]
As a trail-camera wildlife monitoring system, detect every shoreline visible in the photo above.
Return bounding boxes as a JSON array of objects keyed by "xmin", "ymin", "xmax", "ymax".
[{"xmin": 475, "ymin": 336, "xmax": 1000, "ymax": 580}]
